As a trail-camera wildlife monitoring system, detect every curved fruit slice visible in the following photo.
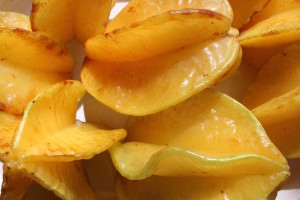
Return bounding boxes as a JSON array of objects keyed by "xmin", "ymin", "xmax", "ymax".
[
  {"xmin": 252, "ymin": 87, "xmax": 300, "ymax": 158},
  {"xmin": 22, "ymin": 161, "xmax": 97, "ymax": 200},
  {"xmin": 109, "ymin": 89, "xmax": 288, "ymax": 180},
  {"xmin": 82, "ymin": 36, "xmax": 241, "ymax": 116},
  {"xmin": 242, "ymin": 0, "xmax": 300, "ymax": 30},
  {"xmin": 0, "ymin": 11, "xmax": 31, "ymax": 31},
  {"xmin": 239, "ymin": 9, "xmax": 300, "ymax": 47},
  {"xmin": 1, "ymin": 163, "xmax": 32, "ymax": 200},
  {"xmin": 22, "ymin": 121, "xmax": 126, "ymax": 162},
  {"xmin": 73, "ymin": 0, "xmax": 112, "ymax": 43},
  {"xmin": 0, "ymin": 111, "xmax": 21, "ymax": 162},
  {"xmin": 85, "ymin": 9, "xmax": 231, "ymax": 62},
  {"xmin": 228, "ymin": 0, "xmax": 269, "ymax": 29},
  {"xmin": 242, "ymin": 42, "xmax": 300, "ymax": 109},
  {"xmin": 0, "ymin": 27, "xmax": 74, "ymax": 72},
  {"xmin": 31, "ymin": 0, "xmax": 73, "ymax": 43},
  {"xmin": 106, "ymin": 0, "xmax": 233, "ymax": 32},
  {"xmin": 115, "ymin": 171, "xmax": 289, "ymax": 200}
]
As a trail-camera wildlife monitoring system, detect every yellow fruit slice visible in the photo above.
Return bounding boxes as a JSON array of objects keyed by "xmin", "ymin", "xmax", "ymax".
[
  {"xmin": 115, "ymin": 171, "xmax": 289, "ymax": 200},
  {"xmin": 85, "ymin": 9, "xmax": 231, "ymax": 62},
  {"xmin": 106, "ymin": 0, "xmax": 233, "ymax": 32},
  {"xmin": 1, "ymin": 163, "xmax": 32, "ymax": 200},
  {"xmin": 0, "ymin": 61, "xmax": 71, "ymax": 115},
  {"xmin": 73, "ymin": 0, "xmax": 112, "ymax": 43},
  {"xmin": 0, "ymin": 111, "xmax": 21, "ymax": 161},
  {"xmin": 228, "ymin": 0, "xmax": 269, "ymax": 28},
  {"xmin": 252, "ymin": 87, "xmax": 300, "ymax": 158},
  {"xmin": 22, "ymin": 161, "xmax": 97, "ymax": 200},
  {"xmin": 239, "ymin": 9, "xmax": 300, "ymax": 47},
  {"xmin": 242, "ymin": 42, "xmax": 300, "ymax": 109},
  {"xmin": 109, "ymin": 89, "xmax": 287, "ymax": 180},
  {"xmin": 22, "ymin": 121, "xmax": 126, "ymax": 162},
  {"xmin": 242, "ymin": 0, "xmax": 300, "ymax": 30},
  {"xmin": 82, "ymin": 36, "xmax": 241, "ymax": 116},
  {"xmin": 31, "ymin": 0, "xmax": 73, "ymax": 43},
  {"xmin": 0, "ymin": 11, "xmax": 31, "ymax": 31}
]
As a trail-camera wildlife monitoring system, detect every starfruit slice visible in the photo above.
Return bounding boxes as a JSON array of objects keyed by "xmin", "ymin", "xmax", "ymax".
[
  {"xmin": 252, "ymin": 87, "xmax": 300, "ymax": 158},
  {"xmin": 242, "ymin": 42, "xmax": 300, "ymax": 109},
  {"xmin": 1, "ymin": 163, "xmax": 32, "ymax": 200},
  {"xmin": 82, "ymin": 36, "xmax": 241, "ymax": 116},
  {"xmin": 31, "ymin": 0, "xmax": 112, "ymax": 43},
  {"xmin": 12, "ymin": 80, "xmax": 126, "ymax": 162},
  {"xmin": 110, "ymin": 89, "xmax": 288, "ymax": 180},
  {"xmin": 105, "ymin": 0, "xmax": 233, "ymax": 32},
  {"xmin": 227, "ymin": 0, "xmax": 269, "ymax": 29},
  {"xmin": 0, "ymin": 11, "xmax": 31, "ymax": 31},
  {"xmin": 85, "ymin": 9, "xmax": 231, "ymax": 62},
  {"xmin": 115, "ymin": 172, "xmax": 289, "ymax": 200},
  {"xmin": 239, "ymin": 9, "xmax": 300, "ymax": 47}
]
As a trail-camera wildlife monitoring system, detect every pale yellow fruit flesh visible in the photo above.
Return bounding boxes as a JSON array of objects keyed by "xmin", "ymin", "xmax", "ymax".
[
  {"xmin": 252, "ymin": 87, "xmax": 300, "ymax": 158},
  {"xmin": 85, "ymin": 9, "xmax": 231, "ymax": 62},
  {"xmin": 106, "ymin": 0, "xmax": 233, "ymax": 32},
  {"xmin": 0, "ymin": 27, "xmax": 74, "ymax": 72},
  {"xmin": 73, "ymin": 0, "xmax": 112, "ymax": 43},
  {"xmin": 0, "ymin": 11, "xmax": 31, "ymax": 31},
  {"xmin": 82, "ymin": 36, "xmax": 241, "ymax": 116},
  {"xmin": 1, "ymin": 163, "xmax": 32, "ymax": 200},
  {"xmin": 0, "ymin": 111, "xmax": 20, "ymax": 162},
  {"xmin": 239, "ymin": 9, "xmax": 300, "ymax": 47},
  {"xmin": 31, "ymin": 0, "xmax": 73, "ymax": 43},
  {"xmin": 228, "ymin": 0, "xmax": 269, "ymax": 29},
  {"xmin": 242, "ymin": 42, "xmax": 300, "ymax": 109},
  {"xmin": 116, "ymin": 171, "xmax": 289, "ymax": 200},
  {"xmin": 22, "ymin": 121, "xmax": 126, "ymax": 162},
  {"xmin": 0, "ymin": 61, "xmax": 71, "ymax": 115}
]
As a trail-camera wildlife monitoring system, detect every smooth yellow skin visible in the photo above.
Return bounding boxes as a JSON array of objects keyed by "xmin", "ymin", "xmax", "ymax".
[
  {"xmin": 85, "ymin": 9, "xmax": 231, "ymax": 62},
  {"xmin": 252, "ymin": 87, "xmax": 300, "ymax": 158},
  {"xmin": 116, "ymin": 172, "xmax": 289, "ymax": 200},
  {"xmin": 1, "ymin": 163, "xmax": 32, "ymax": 200},
  {"xmin": 242, "ymin": 0, "xmax": 300, "ymax": 30},
  {"xmin": 228, "ymin": 0, "xmax": 269, "ymax": 29},
  {"xmin": 239, "ymin": 9, "xmax": 300, "ymax": 47},
  {"xmin": 0, "ymin": 12, "xmax": 31, "ymax": 31},
  {"xmin": 106, "ymin": 0, "xmax": 233, "ymax": 32},
  {"xmin": 243, "ymin": 42, "xmax": 300, "ymax": 109},
  {"xmin": 31, "ymin": 0, "xmax": 112, "ymax": 43},
  {"xmin": 82, "ymin": 36, "xmax": 241, "ymax": 116}
]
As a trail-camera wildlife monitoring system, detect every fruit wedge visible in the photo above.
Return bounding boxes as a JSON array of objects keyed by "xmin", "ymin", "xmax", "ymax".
[
  {"xmin": 0, "ymin": 11, "xmax": 31, "ymax": 31},
  {"xmin": 85, "ymin": 9, "xmax": 231, "ymax": 62},
  {"xmin": 82, "ymin": 36, "xmax": 241, "ymax": 116},
  {"xmin": 106, "ymin": 0, "xmax": 233, "ymax": 32}
]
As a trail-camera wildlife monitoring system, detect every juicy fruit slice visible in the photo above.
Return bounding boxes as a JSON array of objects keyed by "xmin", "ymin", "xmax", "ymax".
[
  {"xmin": 31, "ymin": 0, "xmax": 73, "ymax": 43},
  {"xmin": 242, "ymin": 42, "xmax": 300, "ymax": 109},
  {"xmin": 106, "ymin": 0, "xmax": 233, "ymax": 32},
  {"xmin": 1, "ymin": 163, "xmax": 32, "ymax": 200},
  {"xmin": 0, "ymin": 61, "xmax": 71, "ymax": 115},
  {"xmin": 0, "ymin": 12, "xmax": 31, "ymax": 31},
  {"xmin": 22, "ymin": 121, "xmax": 126, "ymax": 162},
  {"xmin": 85, "ymin": 9, "xmax": 231, "ymax": 62},
  {"xmin": 116, "ymin": 172, "xmax": 289, "ymax": 200},
  {"xmin": 82, "ymin": 36, "xmax": 241, "ymax": 116},
  {"xmin": 73, "ymin": 0, "xmax": 112, "ymax": 43},
  {"xmin": 239, "ymin": 9, "xmax": 300, "ymax": 47},
  {"xmin": 0, "ymin": 111, "xmax": 21, "ymax": 161},
  {"xmin": 228, "ymin": 0, "xmax": 269, "ymax": 29},
  {"xmin": 22, "ymin": 161, "xmax": 97, "ymax": 200},
  {"xmin": 252, "ymin": 87, "xmax": 300, "ymax": 158}
]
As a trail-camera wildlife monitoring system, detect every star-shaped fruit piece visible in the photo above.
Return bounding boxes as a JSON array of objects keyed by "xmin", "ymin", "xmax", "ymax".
[
  {"xmin": 109, "ymin": 89, "xmax": 289, "ymax": 199},
  {"xmin": 30, "ymin": 0, "xmax": 115, "ymax": 43},
  {"xmin": 0, "ymin": 80, "xmax": 126, "ymax": 199},
  {"xmin": 82, "ymin": 0, "xmax": 242, "ymax": 116}
]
